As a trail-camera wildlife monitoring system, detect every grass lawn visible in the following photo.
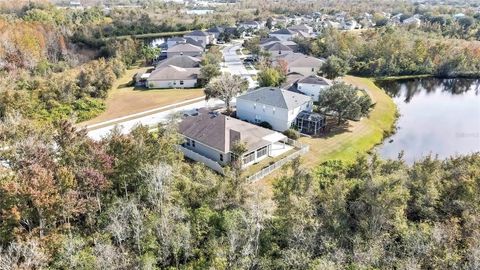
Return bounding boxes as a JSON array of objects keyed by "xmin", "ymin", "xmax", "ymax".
[
  {"xmin": 241, "ymin": 148, "xmax": 297, "ymax": 179},
  {"xmin": 252, "ymin": 76, "xmax": 397, "ymax": 187},
  {"xmin": 80, "ymin": 66, "xmax": 204, "ymax": 126}
]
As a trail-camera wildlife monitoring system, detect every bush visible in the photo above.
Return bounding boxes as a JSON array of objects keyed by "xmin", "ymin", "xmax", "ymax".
[
  {"xmin": 283, "ymin": 129, "xmax": 300, "ymax": 140},
  {"xmin": 259, "ymin": 121, "xmax": 272, "ymax": 129}
]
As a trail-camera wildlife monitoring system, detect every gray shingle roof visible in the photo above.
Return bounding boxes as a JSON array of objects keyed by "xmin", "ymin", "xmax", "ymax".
[
  {"xmin": 271, "ymin": 28, "xmax": 296, "ymax": 35},
  {"xmin": 148, "ymin": 65, "xmax": 200, "ymax": 81},
  {"xmin": 179, "ymin": 111, "xmax": 277, "ymax": 153},
  {"xmin": 185, "ymin": 30, "xmax": 209, "ymax": 36},
  {"xmin": 156, "ymin": 55, "xmax": 201, "ymax": 69},
  {"xmin": 166, "ymin": 43, "xmax": 203, "ymax": 53},
  {"xmin": 277, "ymin": 53, "xmax": 325, "ymax": 68},
  {"xmin": 264, "ymin": 42, "xmax": 293, "ymax": 52},
  {"xmin": 298, "ymin": 75, "xmax": 332, "ymax": 86},
  {"xmin": 237, "ymin": 87, "xmax": 312, "ymax": 110}
]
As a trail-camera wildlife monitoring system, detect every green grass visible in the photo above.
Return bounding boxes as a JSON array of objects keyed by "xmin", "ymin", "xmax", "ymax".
[
  {"xmin": 299, "ymin": 76, "xmax": 397, "ymax": 166},
  {"xmin": 374, "ymin": 74, "xmax": 433, "ymax": 81}
]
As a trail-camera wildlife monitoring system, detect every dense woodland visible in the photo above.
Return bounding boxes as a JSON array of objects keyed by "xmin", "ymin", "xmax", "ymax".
[
  {"xmin": 1, "ymin": 1, "xmax": 480, "ymax": 269},
  {"xmin": 1, "ymin": 117, "xmax": 479, "ymax": 269}
]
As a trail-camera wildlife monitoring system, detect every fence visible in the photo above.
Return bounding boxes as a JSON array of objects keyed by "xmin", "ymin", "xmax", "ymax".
[
  {"xmin": 246, "ymin": 140, "xmax": 310, "ymax": 182},
  {"xmin": 178, "ymin": 146, "xmax": 225, "ymax": 175}
]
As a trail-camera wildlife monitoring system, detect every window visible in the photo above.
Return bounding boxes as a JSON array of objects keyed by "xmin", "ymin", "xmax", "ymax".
[
  {"xmin": 220, "ymin": 154, "xmax": 223, "ymax": 162},
  {"xmin": 242, "ymin": 152, "xmax": 255, "ymax": 164},
  {"xmin": 180, "ymin": 80, "xmax": 184, "ymax": 85},
  {"xmin": 253, "ymin": 103, "xmax": 256, "ymax": 110},
  {"xmin": 312, "ymin": 67, "xmax": 314, "ymax": 72},
  {"xmin": 257, "ymin": 146, "xmax": 268, "ymax": 158},
  {"xmin": 272, "ymin": 107, "xmax": 276, "ymax": 114},
  {"xmin": 192, "ymin": 140, "xmax": 196, "ymax": 147},
  {"xmin": 263, "ymin": 105, "xmax": 266, "ymax": 112}
]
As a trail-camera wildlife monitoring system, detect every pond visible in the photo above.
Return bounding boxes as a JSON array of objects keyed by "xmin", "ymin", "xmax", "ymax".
[{"xmin": 377, "ymin": 78, "xmax": 480, "ymax": 163}]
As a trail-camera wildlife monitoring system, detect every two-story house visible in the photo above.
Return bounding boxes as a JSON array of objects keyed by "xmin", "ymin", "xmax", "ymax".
[{"xmin": 236, "ymin": 87, "xmax": 313, "ymax": 132}]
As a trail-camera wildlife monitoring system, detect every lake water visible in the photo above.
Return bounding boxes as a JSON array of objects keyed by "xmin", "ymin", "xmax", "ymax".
[{"xmin": 377, "ymin": 78, "xmax": 480, "ymax": 163}]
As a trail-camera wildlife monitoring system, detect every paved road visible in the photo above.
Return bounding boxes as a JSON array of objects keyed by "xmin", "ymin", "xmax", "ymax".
[
  {"xmin": 222, "ymin": 42, "xmax": 258, "ymax": 89},
  {"xmin": 86, "ymin": 41, "xmax": 254, "ymax": 140}
]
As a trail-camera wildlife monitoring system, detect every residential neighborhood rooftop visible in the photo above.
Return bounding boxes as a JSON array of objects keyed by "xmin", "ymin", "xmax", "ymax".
[
  {"xmin": 237, "ymin": 87, "xmax": 312, "ymax": 110},
  {"xmin": 148, "ymin": 65, "xmax": 200, "ymax": 81},
  {"xmin": 277, "ymin": 53, "xmax": 326, "ymax": 68},
  {"xmin": 298, "ymin": 75, "xmax": 332, "ymax": 86},
  {"xmin": 156, "ymin": 55, "xmax": 201, "ymax": 69},
  {"xmin": 178, "ymin": 111, "xmax": 280, "ymax": 153},
  {"xmin": 166, "ymin": 43, "xmax": 203, "ymax": 53}
]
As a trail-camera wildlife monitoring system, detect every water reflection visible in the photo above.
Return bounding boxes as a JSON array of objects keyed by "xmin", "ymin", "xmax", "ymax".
[{"xmin": 377, "ymin": 78, "xmax": 480, "ymax": 163}]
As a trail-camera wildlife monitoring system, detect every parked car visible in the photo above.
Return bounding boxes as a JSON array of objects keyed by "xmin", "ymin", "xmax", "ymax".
[
  {"xmin": 243, "ymin": 57, "xmax": 257, "ymax": 63},
  {"xmin": 217, "ymin": 40, "xmax": 225, "ymax": 44}
]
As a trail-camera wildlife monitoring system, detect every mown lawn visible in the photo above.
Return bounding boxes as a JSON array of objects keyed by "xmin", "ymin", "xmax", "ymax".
[
  {"xmin": 80, "ymin": 66, "xmax": 205, "ymax": 126},
  {"xmin": 252, "ymin": 76, "xmax": 397, "ymax": 189},
  {"xmin": 299, "ymin": 76, "xmax": 397, "ymax": 166}
]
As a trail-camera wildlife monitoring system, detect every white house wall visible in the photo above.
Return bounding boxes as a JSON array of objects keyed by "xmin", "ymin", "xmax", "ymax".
[
  {"xmin": 297, "ymin": 83, "xmax": 330, "ymax": 102},
  {"xmin": 288, "ymin": 66, "xmax": 321, "ymax": 76},
  {"xmin": 147, "ymin": 79, "xmax": 197, "ymax": 89},
  {"xmin": 167, "ymin": 51, "xmax": 202, "ymax": 58},
  {"xmin": 236, "ymin": 98, "xmax": 296, "ymax": 132}
]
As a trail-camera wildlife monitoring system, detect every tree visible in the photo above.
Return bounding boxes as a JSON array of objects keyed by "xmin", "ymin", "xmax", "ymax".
[
  {"xmin": 320, "ymin": 55, "xmax": 350, "ymax": 80},
  {"xmin": 317, "ymin": 82, "xmax": 373, "ymax": 124},
  {"xmin": 140, "ymin": 45, "xmax": 161, "ymax": 64},
  {"xmin": 257, "ymin": 67, "xmax": 284, "ymax": 87},
  {"xmin": 204, "ymin": 73, "xmax": 248, "ymax": 112},
  {"xmin": 266, "ymin": 17, "xmax": 273, "ymax": 30},
  {"xmin": 200, "ymin": 64, "xmax": 221, "ymax": 85}
]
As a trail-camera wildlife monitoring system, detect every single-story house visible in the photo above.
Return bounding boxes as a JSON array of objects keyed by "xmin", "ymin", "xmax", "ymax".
[
  {"xmin": 166, "ymin": 37, "xmax": 203, "ymax": 49},
  {"xmin": 156, "ymin": 55, "xmax": 201, "ymax": 69},
  {"xmin": 236, "ymin": 87, "xmax": 313, "ymax": 132},
  {"xmin": 276, "ymin": 53, "xmax": 326, "ymax": 76},
  {"xmin": 146, "ymin": 65, "xmax": 200, "ymax": 88},
  {"xmin": 166, "ymin": 43, "xmax": 204, "ymax": 58},
  {"xmin": 260, "ymin": 39, "xmax": 298, "ymax": 51},
  {"xmin": 184, "ymin": 30, "xmax": 212, "ymax": 47},
  {"xmin": 269, "ymin": 28, "xmax": 298, "ymax": 41},
  {"xmin": 288, "ymin": 24, "xmax": 314, "ymax": 34},
  {"xmin": 296, "ymin": 75, "xmax": 332, "ymax": 102},
  {"xmin": 178, "ymin": 110, "xmax": 288, "ymax": 170}
]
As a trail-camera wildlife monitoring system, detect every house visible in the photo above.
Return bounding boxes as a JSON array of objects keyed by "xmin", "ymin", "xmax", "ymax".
[
  {"xmin": 146, "ymin": 65, "xmax": 200, "ymax": 88},
  {"xmin": 236, "ymin": 87, "xmax": 313, "ymax": 132},
  {"xmin": 296, "ymin": 75, "xmax": 332, "ymax": 102},
  {"xmin": 403, "ymin": 17, "xmax": 421, "ymax": 27},
  {"xmin": 269, "ymin": 28, "xmax": 298, "ymax": 41},
  {"xmin": 184, "ymin": 30, "xmax": 212, "ymax": 47},
  {"xmin": 178, "ymin": 110, "xmax": 289, "ymax": 170},
  {"xmin": 342, "ymin": 20, "xmax": 359, "ymax": 30},
  {"xmin": 166, "ymin": 37, "xmax": 186, "ymax": 49},
  {"xmin": 156, "ymin": 55, "xmax": 201, "ymax": 69},
  {"xmin": 238, "ymin": 21, "xmax": 263, "ymax": 30},
  {"xmin": 263, "ymin": 42, "xmax": 294, "ymax": 56},
  {"xmin": 276, "ymin": 53, "xmax": 326, "ymax": 76},
  {"xmin": 260, "ymin": 38, "xmax": 298, "ymax": 52},
  {"xmin": 206, "ymin": 26, "xmax": 224, "ymax": 40},
  {"xmin": 166, "ymin": 43, "xmax": 204, "ymax": 58},
  {"xmin": 288, "ymin": 24, "xmax": 314, "ymax": 34}
]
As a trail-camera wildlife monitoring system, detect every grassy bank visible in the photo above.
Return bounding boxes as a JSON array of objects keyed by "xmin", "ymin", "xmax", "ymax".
[
  {"xmin": 299, "ymin": 76, "xmax": 397, "ymax": 165},
  {"xmin": 374, "ymin": 74, "xmax": 433, "ymax": 81}
]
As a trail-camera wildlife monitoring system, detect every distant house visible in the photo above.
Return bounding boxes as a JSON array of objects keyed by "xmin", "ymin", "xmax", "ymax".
[
  {"xmin": 296, "ymin": 75, "xmax": 332, "ymax": 102},
  {"xmin": 156, "ymin": 55, "xmax": 201, "ymax": 69},
  {"xmin": 269, "ymin": 28, "xmax": 298, "ymax": 41},
  {"xmin": 276, "ymin": 53, "xmax": 326, "ymax": 76},
  {"xmin": 342, "ymin": 20, "xmax": 359, "ymax": 30},
  {"xmin": 263, "ymin": 42, "xmax": 294, "ymax": 56},
  {"xmin": 239, "ymin": 21, "xmax": 263, "ymax": 30},
  {"xmin": 166, "ymin": 43, "xmax": 204, "ymax": 58},
  {"xmin": 288, "ymin": 24, "xmax": 314, "ymax": 34},
  {"xmin": 260, "ymin": 39, "xmax": 298, "ymax": 52},
  {"xmin": 184, "ymin": 30, "xmax": 212, "ymax": 47},
  {"xmin": 178, "ymin": 110, "xmax": 288, "ymax": 170},
  {"xmin": 236, "ymin": 87, "xmax": 313, "ymax": 132},
  {"xmin": 206, "ymin": 26, "xmax": 224, "ymax": 40},
  {"xmin": 402, "ymin": 17, "xmax": 421, "ymax": 27},
  {"xmin": 146, "ymin": 65, "xmax": 200, "ymax": 88}
]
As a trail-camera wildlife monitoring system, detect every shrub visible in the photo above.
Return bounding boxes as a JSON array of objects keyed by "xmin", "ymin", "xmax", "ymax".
[
  {"xmin": 283, "ymin": 129, "xmax": 300, "ymax": 140},
  {"xmin": 259, "ymin": 121, "xmax": 272, "ymax": 129}
]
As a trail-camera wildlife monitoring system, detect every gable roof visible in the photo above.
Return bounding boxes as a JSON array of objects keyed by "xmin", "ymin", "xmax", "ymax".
[
  {"xmin": 298, "ymin": 75, "xmax": 332, "ymax": 86},
  {"xmin": 271, "ymin": 28, "xmax": 296, "ymax": 35},
  {"xmin": 206, "ymin": 26, "xmax": 224, "ymax": 33},
  {"xmin": 288, "ymin": 24, "xmax": 312, "ymax": 32},
  {"xmin": 178, "ymin": 111, "xmax": 279, "ymax": 153},
  {"xmin": 264, "ymin": 42, "xmax": 293, "ymax": 52},
  {"xmin": 237, "ymin": 87, "xmax": 312, "ymax": 110},
  {"xmin": 277, "ymin": 53, "xmax": 325, "ymax": 68},
  {"xmin": 148, "ymin": 65, "xmax": 200, "ymax": 81},
  {"xmin": 185, "ymin": 30, "xmax": 209, "ymax": 37},
  {"xmin": 166, "ymin": 43, "xmax": 203, "ymax": 53},
  {"xmin": 156, "ymin": 55, "xmax": 201, "ymax": 69}
]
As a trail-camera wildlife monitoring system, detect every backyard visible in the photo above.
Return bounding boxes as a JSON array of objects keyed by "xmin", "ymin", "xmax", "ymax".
[{"xmin": 80, "ymin": 66, "xmax": 205, "ymax": 126}]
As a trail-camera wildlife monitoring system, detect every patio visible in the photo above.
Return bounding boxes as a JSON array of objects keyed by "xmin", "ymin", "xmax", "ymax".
[{"xmin": 270, "ymin": 141, "xmax": 293, "ymax": 157}]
